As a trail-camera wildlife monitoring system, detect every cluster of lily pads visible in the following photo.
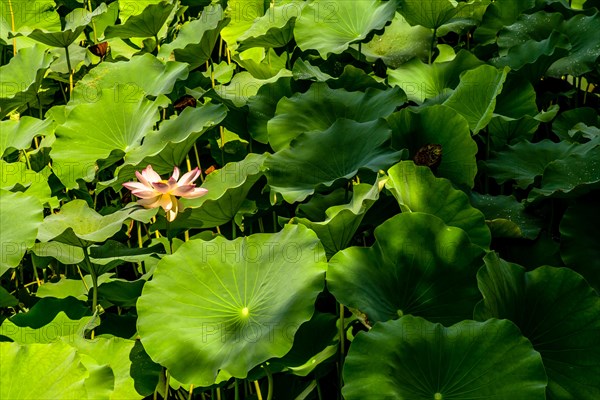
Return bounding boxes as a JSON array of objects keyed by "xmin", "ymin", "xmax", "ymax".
[{"xmin": 1, "ymin": 0, "xmax": 599, "ymax": 399}]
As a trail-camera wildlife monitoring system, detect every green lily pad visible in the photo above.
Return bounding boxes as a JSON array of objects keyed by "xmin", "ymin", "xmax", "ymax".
[
  {"xmin": 469, "ymin": 192, "xmax": 543, "ymax": 239},
  {"xmin": 125, "ymin": 102, "xmax": 227, "ymax": 165},
  {"xmin": 71, "ymin": 336, "xmax": 141, "ymax": 400},
  {"xmin": 493, "ymin": 30, "xmax": 570, "ymax": 82},
  {"xmin": 0, "ymin": 286, "xmax": 17, "ymax": 307},
  {"xmin": 483, "ymin": 139, "xmax": 598, "ymax": 189},
  {"xmin": 220, "ymin": 0, "xmax": 266, "ymax": 53},
  {"xmin": 553, "ymin": 107, "xmax": 599, "ymax": 142},
  {"xmin": 247, "ymin": 77, "xmax": 294, "ymax": 143},
  {"xmin": 173, "ymin": 153, "xmax": 267, "ymax": 229},
  {"xmin": 0, "ymin": 45, "xmax": 55, "ymax": 118},
  {"xmin": 104, "ymin": 1, "xmax": 175, "ymax": 39},
  {"xmin": 388, "ymin": 104, "xmax": 478, "ymax": 189},
  {"xmin": 31, "ymin": 241, "xmax": 85, "ymax": 265},
  {"xmin": 0, "ymin": 116, "xmax": 54, "ymax": 157},
  {"xmin": 267, "ymin": 83, "xmax": 406, "ymax": 151},
  {"xmin": 291, "ymin": 180, "xmax": 381, "ymax": 258},
  {"xmin": 342, "ymin": 316, "xmax": 547, "ymax": 399},
  {"xmin": 158, "ymin": 5, "xmax": 229, "ymax": 70},
  {"xmin": 51, "ymin": 90, "xmax": 169, "ymax": 188},
  {"xmin": 293, "ymin": 0, "xmax": 397, "ymax": 59},
  {"xmin": 0, "ymin": 341, "xmax": 88, "ymax": 399},
  {"xmin": 473, "ymin": 0, "xmax": 536, "ymax": 45},
  {"xmin": 236, "ymin": 1, "xmax": 303, "ymax": 51},
  {"xmin": 36, "ymin": 200, "xmax": 146, "ymax": 247},
  {"xmin": 560, "ymin": 198, "xmax": 600, "ymax": 292},
  {"xmin": 0, "ymin": 0, "xmax": 60, "ymax": 46},
  {"xmin": 1, "ymin": 312, "xmax": 93, "ymax": 343},
  {"xmin": 528, "ymin": 145, "xmax": 600, "ymax": 202},
  {"xmin": 137, "ymin": 224, "xmax": 327, "ymax": 386},
  {"xmin": 397, "ymin": 0, "xmax": 466, "ymax": 30},
  {"xmin": 387, "ymin": 49, "xmax": 484, "ymax": 103},
  {"xmin": 443, "ymin": 64, "xmax": 509, "ymax": 134},
  {"xmin": 327, "ymin": 212, "xmax": 485, "ymax": 326},
  {"xmin": 386, "ymin": 161, "xmax": 491, "ymax": 248},
  {"xmin": 265, "ymin": 118, "xmax": 402, "ymax": 203},
  {"xmin": 0, "ymin": 189, "xmax": 43, "ymax": 275},
  {"xmin": 73, "ymin": 53, "xmax": 189, "ymax": 102},
  {"xmin": 1, "ymin": 161, "xmax": 56, "ymax": 207},
  {"xmin": 11, "ymin": 25, "xmax": 85, "ymax": 48},
  {"xmin": 357, "ymin": 12, "xmax": 431, "ymax": 68},
  {"xmin": 475, "ymin": 253, "xmax": 600, "ymax": 399},
  {"xmin": 547, "ymin": 12, "xmax": 600, "ymax": 77}
]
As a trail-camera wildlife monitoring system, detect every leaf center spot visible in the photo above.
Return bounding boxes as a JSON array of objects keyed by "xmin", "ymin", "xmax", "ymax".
[
  {"xmin": 241, "ymin": 307, "xmax": 249, "ymax": 317},
  {"xmin": 434, "ymin": 393, "xmax": 443, "ymax": 400}
]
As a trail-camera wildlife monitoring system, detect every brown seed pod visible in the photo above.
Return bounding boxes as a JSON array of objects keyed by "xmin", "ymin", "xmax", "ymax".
[
  {"xmin": 173, "ymin": 95, "xmax": 197, "ymax": 112},
  {"xmin": 413, "ymin": 143, "xmax": 442, "ymax": 170},
  {"xmin": 89, "ymin": 41, "xmax": 108, "ymax": 58}
]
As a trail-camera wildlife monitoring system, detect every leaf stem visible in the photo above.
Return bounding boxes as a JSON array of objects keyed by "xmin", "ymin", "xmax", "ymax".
[
  {"xmin": 263, "ymin": 365, "xmax": 273, "ymax": 400},
  {"xmin": 429, "ymin": 28, "xmax": 437, "ymax": 64},
  {"xmin": 64, "ymin": 46, "xmax": 74, "ymax": 96},
  {"xmin": 338, "ymin": 303, "xmax": 345, "ymax": 398}
]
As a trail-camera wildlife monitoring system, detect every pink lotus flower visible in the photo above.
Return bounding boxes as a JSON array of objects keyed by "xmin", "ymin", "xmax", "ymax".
[{"xmin": 123, "ymin": 165, "xmax": 207, "ymax": 222}]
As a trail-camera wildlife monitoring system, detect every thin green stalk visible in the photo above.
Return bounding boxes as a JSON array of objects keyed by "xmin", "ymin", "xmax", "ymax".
[
  {"xmin": 316, "ymin": 379, "xmax": 323, "ymax": 400},
  {"xmin": 338, "ymin": 303, "xmax": 345, "ymax": 399},
  {"xmin": 64, "ymin": 46, "xmax": 74, "ymax": 96},
  {"xmin": 232, "ymin": 219, "xmax": 237, "ymax": 240},
  {"xmin": 429, "ymin": 28, "xmax": 437, "ymax": 64},
  {"xmin": 83, "ymin": 250, "xmax": 98, "ymax": 314},
  {"xmin": 165, "ymin": 218, "xmax": 173, "ymax": 254},
  {"xmin": 234, "ymin": 379, "xmax": 240, "ymax": 400},
  {"xmin": 263, "ymin": 365, "xmax": 273, "ymax": 400},
  {"xmin": 164, "ymin": 369, "xmax": 170, "ymax": 400}
]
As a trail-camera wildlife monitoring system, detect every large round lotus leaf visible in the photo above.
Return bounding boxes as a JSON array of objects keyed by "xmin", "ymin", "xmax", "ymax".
[
  {"xmin": 493, "ymin": 30, "xmax": 570, "ymax": 82},
  {"xmin": 293, "ymin": 0, "xmax": 397, "ymax": 59},
  {"xmin": 137, "ymin": 225, "xmax": 327, "ymax": 386},
  {"xmin": 469, "ymin": 192, "xmax": 543, "ymax": 240},
  {"xmin": 386, "ymin": 161, "xmax": 491, "ymax": 249},
  {"xmin": 73, "ymin": 54, "xmax": 188, "ymax": 102},
  {"xmin": 104, "ymin": 1, "xmax": 174, "ymax": 39},
  {"xmin": 267, "ymin": 83, "xmax": 406, "ymax": 151},
  {"xmin": 51, "ymin": 89, "xmax": 169, "ymax": 188},
  {"xmin": 220, "ymin": 0, "xmax": 265, "ymax": 53},
  {"xmin": 547, "ymin": 12, "xmax": 600, "ymax": 77},
  {"xmin": 12, "ymin": 25, "xmax": 85, "ymax": 48},
  {"xmin": 358, "ymin": 12, "xmax": 431, "ymax": 68},
  {"xmin": 247, "ymin": 77, "xmax": 294, "ymax": 143},
  {"xmin": 483, "ymin": 139, "xmax": 597, "ymax": 189},
  {"xmin": 473, "ymin": 0, "xmax": 536, "ymax": 45},
  {"xmin": 71, "ymin": 336, "xmax": 141, "ymax": 400},
  {"xmin": 342, "ymin": 316, "xmax": 547, "ymax": 400},
  {"xmin": 560, "ymin": 198, "xmax": 600, "ymax": 292},
  {"xmin": 387, "ymin": 49, "xmax": 484, "ymax": 103},
  {"xmin": 443, "ymin": 64, "xmax": 509, "ymax": 134},
  {"xmin": 36, "ymin": 200, "xmax": 147, "ymax": 247},
  {"xmin": 475, "ymin": 253, "xmax": 600, "ymax": 399},
  {"xmin": 0, "ymin": 116, "xmax": 53, "ymax": 157},
  {"xmin": 0, "ymin": 189, "xmax": 43, "ymax": 275},
  {"xmin": 291, "ymin": 181, "xmax": 381, "ymax": 258},
  {"xmin": 236, "ymin": 1, "xmax": 303, "ymax": 51},
  {"xmin": 397, "ymin": 0, "xmax": 465, "ymax": 30},
  {"xmin": 388, "ymin": 104, "xmax": 478, "ymax": 189},
  {"xmin": 171, "ymin": 153, "xmax": 267, "ymax": 229},
  {"xmin": 265, "ymin": 118, "xmax": 403, "ymax": 203},
  {"xmin": 328, "ymin": 212, "xmax": 485, "ymax": 326},
  {"xmin": 0, "ymin": 1, "xmax": 60, "ymax": 46},
  {"xmin": 159, "ymin": 5, "xmax": 228, "ymax": 70},
  {"xmin": 0, "ymin": 45, "xmax": 55, "ymax": 119},
  {"xmin": 528, "ymin": 146, "xmax": 600, "ymax": 202},
  {"xmin": 0, "ymin": 341, "xmax": 88, "ymax": 399}
]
